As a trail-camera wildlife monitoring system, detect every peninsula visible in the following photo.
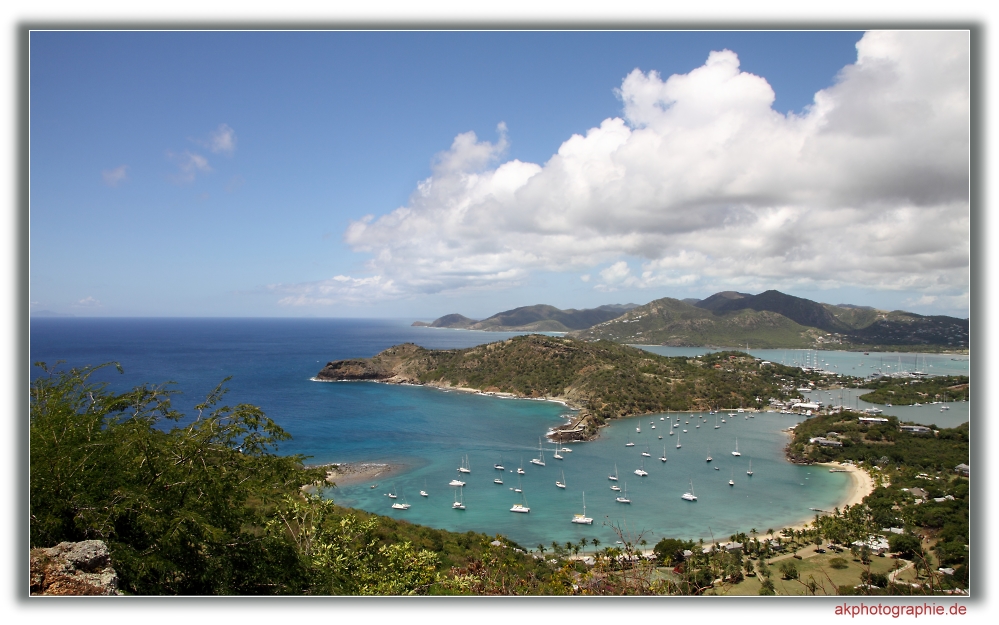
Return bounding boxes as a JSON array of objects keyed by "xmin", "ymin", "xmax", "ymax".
[{"xmin": 316, "ymin": 334, "xmax": 825, "ymax": 440}]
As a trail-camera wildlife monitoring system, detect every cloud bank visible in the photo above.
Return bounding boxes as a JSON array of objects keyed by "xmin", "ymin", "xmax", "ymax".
[{"xmin": 283, "ymin": 31, "xmax": 970, "ymax": 310}]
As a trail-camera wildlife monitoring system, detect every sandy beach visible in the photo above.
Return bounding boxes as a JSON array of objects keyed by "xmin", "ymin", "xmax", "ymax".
[
  {"xmin": 780, "ymin": 461, "xmax": 877, "ymax": 534},
  {"xmin": 314, "ymin": 462, "xmax": 403, "ymax": 487}
]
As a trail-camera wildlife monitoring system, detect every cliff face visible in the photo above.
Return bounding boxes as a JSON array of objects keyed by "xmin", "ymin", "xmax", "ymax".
[{"xmin": 30, "ymin": 540, "xmax": 120, "ymax": 595}]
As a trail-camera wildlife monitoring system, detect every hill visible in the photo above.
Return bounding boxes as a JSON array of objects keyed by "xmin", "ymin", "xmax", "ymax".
[
  {"xmin": 316, "ymin": 334, "xmax": 822, "ymax": 439},
  {"xmin": 412, "ymin": 303, "xmax": 637, "ymax": 332},
  {"xmin": 571, "ymin": 291, "xmax": 968, "ymax": 352}
]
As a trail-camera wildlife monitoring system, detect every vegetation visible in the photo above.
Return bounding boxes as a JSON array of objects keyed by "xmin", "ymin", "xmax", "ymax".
[
  {"xmin": 318, "ymin": 335, "xmax": 827, "ymax": 437},
  {"xmin": 568, "ymin": 292, "xmax": 968, "ymax": 352},
  {"xmin": 785, "ymin": 411, "xmax": 968, "ymax": 471},
  {"xmin": 859, "ymin": 375, "xmax": 969, "ymax": 405},
  {"xmin": 29, "ymin": 362, "xmax": 572, "ymax": 595}
]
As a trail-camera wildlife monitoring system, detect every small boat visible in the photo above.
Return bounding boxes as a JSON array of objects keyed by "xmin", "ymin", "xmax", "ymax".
[
  {"xmin": 696, "ymin": 424, "xmax": 700, "ymax": 428},
  {"xmin": 682, "ymin": 429, "xmax": 687, "ymax": 433},
  {"xmin": 449, "ymin": 479, "xmax": 466, "ymax": 487},
  {"xmin": 714, "ymin": 466, "xmax": 720, "ymax": 470},
  {"xmin": 387, "ymin": 490, "xmax": 397, "ymax": 499},
  {"xmin": 420, "ymin": 490, "xmax": 429, "ymax": 497},
  {"xmin": 514, "ymin": 477, "xmax": 523, "ymax": 493},
  {"xmin": 615, "ymin": 483, "xmax": 631, "ymax": 504},
  {"xmin": 669, "ymin": 429, "xmax": 674, "ymax": 436},
  {"xmin": 560, "ymin": 447, "xmax": 573, "ymax": 453},
  {"xmin": 642, "ymin": 445, "xmax": 651, "ymax": 458},
  {"xmin": 729, "ymin": 469, "xmax": 735, "ymax": 487},
  {"xmin": 391, "ymin": 495, "xmax": 411, "ymax": 510},
  {"xmin": 609, "ymin": 464, "xmax": 619, "ymax": 481},
  {"xmin": 636, "ymin": 425, "xmax": 641, "ymax": 433},
  {"xmin": 556, "ymin": 470, "xmax": 567, "ymax": 489},
  {"xmin": 494, "ymin": 477, "xmax": 504, "ymax": 484},
  {"xmin": 732, "ymin": 438, "xmax": 741, "ymax": 457},
  {"xmin": 660, "ymin": 417, "xmax": 665, "ymax": 421},
  {"xmin": 721, "ymin": 418, "xmax": 726, "ymax": 423},
  {"xmin": 510, "ymin": 492, "xmax": 530, "ymax": 513},
  {"xmin": 571, "ymin": 492, "xmax": 593, "ymax": 524},
  {"xmin": 530, "ymin": 439, "xmax": 546, "ymax": 466},
  {"xmin": 658, "ymin": 435, "xmax": 663, "ymax": 439},
  {"xmin": 681, "ymin": 479, "xmax": 697, "ymax": 501},
  {"xmin": 494, "ymin": 457, "xmax": 505, "ymax": 471},
  {"xmin": 634, "ymin": 459, "xmax": 648, "ymax": 477},
  {"xmin": 610, "ymin": 484, "xmax": 621, "ymax": 491},
  {"xmin": 458, "ymin": 454, "xmax": 471, "ymax": 474},
  {"xmin": 676, "ymin": 431, "xmax": 682, "ymax": 449},
  {"xmin": 714, "ymin": 415, "xmax": 720, "ymax": 429},
  {"xmin": 659, "ymin": 444, "xmax": 668, "ymax": 462},
  {"xmin": 706, "ymin": 448, "xmax": 712, "ymax": 462},
  {"xmin": 453, "ymin": 487, "xmax": 466, "ymax": 510},
  {"xmin": 747, "ymin": 458, "xmax": 754, "ymax": 476},
  {"xmin": 651, "ymin": 424, "xmax": 655, "ymax": 429},
  {"xmin": 625, "ymin": 437, "xmax": 635, "ymax": 447},
  {"xmin": 517, "ymin": 457, "xmax": 525, "ymax": 475}
]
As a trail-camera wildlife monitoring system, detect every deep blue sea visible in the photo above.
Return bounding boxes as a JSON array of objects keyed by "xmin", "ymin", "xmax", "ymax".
[{"xmin": 30, "ymin": 318, "xmax": 970, "ymax": 549}]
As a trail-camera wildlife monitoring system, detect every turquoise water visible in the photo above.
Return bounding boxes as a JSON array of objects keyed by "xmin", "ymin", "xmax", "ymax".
[{"xmin": 30, "ymin": 319, "xmax": 967, "ymax": 549}]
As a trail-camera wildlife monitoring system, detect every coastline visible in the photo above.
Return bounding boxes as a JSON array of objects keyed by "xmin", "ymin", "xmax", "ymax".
[
  {"xmin": 310, "ymin": 462, "xmax": 405, "ymax": 488},
  {"xmin": 779, "ymin": 461, "xmax": 876, "ymax": 534}
]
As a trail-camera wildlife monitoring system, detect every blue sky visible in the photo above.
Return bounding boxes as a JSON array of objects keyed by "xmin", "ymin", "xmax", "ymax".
[{"xmin": 29, "ymin": 30, "xmax": 970, "ymax": 319}]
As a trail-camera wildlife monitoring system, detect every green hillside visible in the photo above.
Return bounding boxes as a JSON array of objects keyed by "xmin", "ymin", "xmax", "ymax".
[{"xmin": 317, "ymin": 334, "xmax": 825, "ymax": 437}]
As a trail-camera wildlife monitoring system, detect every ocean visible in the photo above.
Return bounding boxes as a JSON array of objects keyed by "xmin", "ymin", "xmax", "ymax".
[{"xmin": 29, "ymin": 318, "xmax": 970, "ymax": 549}]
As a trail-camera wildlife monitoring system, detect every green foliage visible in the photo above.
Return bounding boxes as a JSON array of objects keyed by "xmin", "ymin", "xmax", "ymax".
[
  {"xmin": 357, "ymin": 335, "xmax": 818, "ymax": 419},
  {"xmin": 759, "ymin": 578, "xmax": 776, "ymax": 595},
  {"xmin": 30, "ymin": 362, "xmax": 322, "ymax": 594},
  {"xmin": 829, "ymin": 557, "xmax": 849, "ymax": 569},
  {"xmin": 787, "ymin": 411, "xmax": 968, "ymax": 470},
  {"xmin": 30, "ymin": 362, "xmax": 569, "ymax": 596},
  {"xmin": 653, "ymin": 538, "xmax": 690, "ymax": 566},
  {"xmin": 779, "ymin": 561, "xmax": 799, "ymax": 580},
  {"xmin": 859, "ymin": 376, "xmax": 969, "ymax": 405},
  {"xmin": 888, "ymin": 534, "xmax": 923, "ymax": 559}
]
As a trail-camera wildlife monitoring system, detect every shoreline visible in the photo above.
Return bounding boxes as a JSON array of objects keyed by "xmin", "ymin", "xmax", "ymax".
[
  {"xmin": 778, "ymin": 461, "xmax": 876, "ymax": 535},
  {"xmin": 309, "ymin": 461, "xmax": 405, "ymax": 488}
]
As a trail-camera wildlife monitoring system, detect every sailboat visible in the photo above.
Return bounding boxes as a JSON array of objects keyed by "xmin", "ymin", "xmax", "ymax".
[
  {"xmin": 452, "ymin": 487, "xmax": 466, "ymax": 510},
  {"xmin": 517, "ymin": 457, "xmax": 526, "ymax": 475},
  {"xmin": 530, "ymin": 439, "xmax": 546, "ymax": 466},
  {"xmin": 634, "ymin": 459, "xmax": 648, "ymax": 477},
  {"xmin": 659, "ymin": 444, "xmax": 668, "ymax": 462},
  {"xmin": 615, "ymin": 482, "xmax": 631, "ymax": 504},
  {"xmin": 571, "ymin": 492, "xmax": 593, "ymax": 524},
  {"xmin": 642, "ymin": 445, "xmax": 651, "ymax": 457},
  {"xmin": 608, "ymin": 464, "xmax": 619, "ymax": 481},
  {"xmin": 449, "ymin": 477, "xmax": 466, "ymax": 487},
  {"xmin": 732, "ymin": 438, "xmax": 741, "ymax": 457},
  {"xmin": 681, "ymin": 479, "xmax": 697, "ymax": 501},
  {"xmin": 553, "ymin": 446, "xmax": 563, "ymax": 461},
  {"xmin": 510, "ymin": 491, "xmax": 530, "ymax": 513},
  {"xmin": 636, "ymin": 424, "xmax": 641, "ymax": 433},
  {"xmin": 387, "ymin": 488, "xmax": 397, "ymax": 499},
  {"xmin": 625, "ymin": 434, "xmax": 635, "ymax": 447},
  {"xmin": 676, "ymin": 430, "xmax": 682, "ymax": 449},
  {"xmin": 706, "ymin": 448, "xmax": 712, "ymax": 463},
  {"xmin": 458, "ymin": 454, "xmax": 471, "ymax": 473},
  {"xmin": 391, "ymin": 494, "xmax": 411, "ymax": 510},
  {"xmin": 494, "ymin": 475, "xmax": 504, "ymax": 484},
  {"xmin": 729, "ymin": 469, "xmax": 735, "ymax": 487},
  {"xmin": 747, "ymin": 458, "xmax": 754, "ymax": 476},
  {"xmin": 556, "ymin": 469, "xmax": 566, "ymax": 489},
  {"xmin": 420, "ymin": 479, "xmax": 429, "ymax": 497},
  {"xmin": 714, "ymin": 415, "xmax": 720, "ymax": 429},
  {"xmin": 494, "ymin": 456, "xmax": 505, "ymax": 471},
  {"xmin": 514, "ymin": 477, "xmax": 523, "ymax": 493}
]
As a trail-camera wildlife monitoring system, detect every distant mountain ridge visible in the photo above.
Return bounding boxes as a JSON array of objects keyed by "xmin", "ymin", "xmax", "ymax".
[
  {"xmin": 570, "ymin": 290, "xmax": 968, "ymax": 351},
  {"xmin": 413, "ymin": 303, "xmax": 639, "ymax": 332}
]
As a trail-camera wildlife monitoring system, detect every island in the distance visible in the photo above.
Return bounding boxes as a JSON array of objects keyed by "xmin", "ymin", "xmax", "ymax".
[{"xmin": 316, "ymin": 334, "xmax": 827, "ymax": 441}]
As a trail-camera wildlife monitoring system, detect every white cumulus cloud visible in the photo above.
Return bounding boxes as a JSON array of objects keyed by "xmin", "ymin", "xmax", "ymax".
[
  {"xmin": 300, "ymin": 31, "xmax": 970, "ymax": 309},
  {"xmin": 168, "ymin": 150, "xmax": 212, "ymax": 183}
]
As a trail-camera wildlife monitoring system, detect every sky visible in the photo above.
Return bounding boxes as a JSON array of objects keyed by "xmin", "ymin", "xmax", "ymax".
[{"xmin": 28, "ymin": 30, "xmax": 971, "ymax": 319}]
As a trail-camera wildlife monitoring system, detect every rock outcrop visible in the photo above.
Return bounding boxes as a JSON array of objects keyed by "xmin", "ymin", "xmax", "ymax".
[{"xmin": 30, "ymin": 540, "xmax": 120, "ymax": 595}]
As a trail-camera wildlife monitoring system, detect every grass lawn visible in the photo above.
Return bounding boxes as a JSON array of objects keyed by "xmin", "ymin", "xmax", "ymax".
[{"xmin": 710, "ymin": 553, "xmax": 900, "ymax": 596}]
